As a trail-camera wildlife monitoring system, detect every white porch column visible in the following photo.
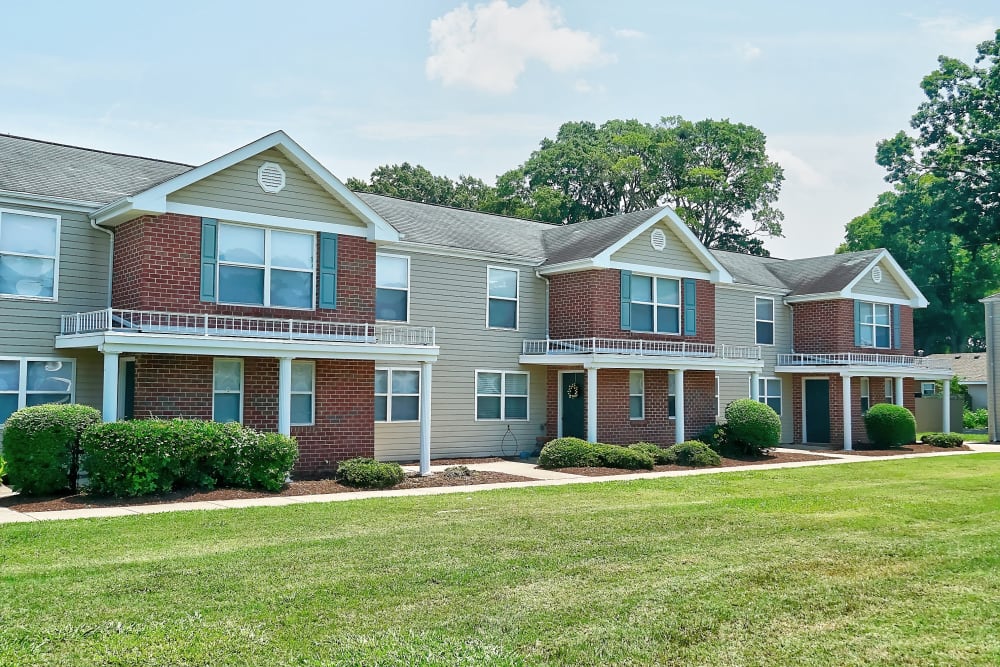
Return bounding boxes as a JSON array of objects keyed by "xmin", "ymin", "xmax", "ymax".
[
  {"xmin": 750, "ymin": 371, "xmax": 760, "ymax": 400},
  {"xmin": 102, "ymin": 351, "xmax": 120, "ymax": 422},
  {"xmin": 842, "ymin": 374, "xmax": 853, "ymax": 451},
  {"xmin": 674, "ymin": 369, "xmax": 686, "ymax": 444},
  {"xmin": 419, "ymin": 361, "xmax": 433, "ymax": 476},
  {"xmin": 895, "ymin": 377, "xmax": 904, "ymax": 407},
  {"xmin": 586, "ymin": 366, "xmax": 598, "ymax": 442},
  {"xmin": 942, "ymin": 378, "xmax": 951, "ymax": 433},
  {"xmin": 277, "ymin": 357, "xmax": 292, "ymax": 437}
]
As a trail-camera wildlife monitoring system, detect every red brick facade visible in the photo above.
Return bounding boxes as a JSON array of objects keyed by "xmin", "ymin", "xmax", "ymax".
[
  {"xmin": 131, "ymin": 354, "xmax": 374, "ymax": 478},
  {"xmin": 791, "ymin": 300, "xmax": 914, "ymax": 356},
  {"xmin": 112, "ymin": 213, "xmax": 375, "ymax": 323},
  {"xmin": 548, "ymin": 269, "xmax": 715, "ymax": 344}
]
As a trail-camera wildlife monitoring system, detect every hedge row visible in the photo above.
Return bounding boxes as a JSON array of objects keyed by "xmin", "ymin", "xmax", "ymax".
[
  {"xmin": 538, "ymin": 437, "xmax": 720, "ymax": 470},
  {"xmin": 2, "ymin": 404, "xmax": 101, "ymax": 495},
  {"xmin": 920, "ymin": 432, "xmax": 965, "ymax": 448}
]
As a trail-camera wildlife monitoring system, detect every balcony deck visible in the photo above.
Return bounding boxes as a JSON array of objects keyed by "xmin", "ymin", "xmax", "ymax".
[
  {"xmin": 775, "ymin": 353, "xmax": 952, "ymax": 377},
  {"xmin": 519, "ymin": 338, "xmax": 763, "ymax": 370}
]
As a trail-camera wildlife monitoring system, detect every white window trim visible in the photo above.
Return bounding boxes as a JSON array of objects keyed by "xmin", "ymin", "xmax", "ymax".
[
  {"xmin": 290, "ymin": 360, "xmax": 315, "ymax": 427},
  {"xmin": 0, "ymin": 357, "xmax": 76, "ymax": 420},
  {"xmin": 0, "ymin": 207, "xmax": 61, "ymax": 302},
  {"xmin": 216, "ymin": 222, "xmax": 316, "ymax": 311},
  {"xmin": 375, "ymin": 253, "xmax": 411, "ymax": 324},
  {"xmin": 629, "ymin": 370, "xmax": 645, "ymax": 420},
  {"xmin": 375, "ymin": 367, "xmax": 420, "ymax": 423},
  {"xmin": 486, "ymin": 265, "xmax": 520, "ymax": 331},
  {"xmin": 859, "ymin": 301, "xmax": 892, "ymax": 350},
  {"xmin": 631, "ymin": 273, "xmax": 681, "ymax": 335},
  {"xmin": 921, "ymin": 381, "xmax": 936, "ymax": 397},
  {"xmin": 860, "ymin": 377, "xmax": 870, "ymax": 413},
  {"xmin": 755, "ymin": 376, "xmax": 782, "ymax": 416},
  {"xmin": 755, "ymin": 296, "xmax": 775, "ymax": 346},
  {"xmin": 474, "ymin": 369, "xmax": 530, "ymax": 422},
  {"xmin": 212, "ymin": 358, "xmax": 244, "ymax": 423}
]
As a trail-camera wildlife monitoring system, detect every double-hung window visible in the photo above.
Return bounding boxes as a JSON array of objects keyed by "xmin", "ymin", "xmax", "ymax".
[
  {"xmin": 860, "ymin": 377, "xmax": 870, "ymax": 414},
  {"xmin": 756, "ymin": 377, "xmax": 782, "ymax": 415},
  {"xmin": 668, "ymin": 372, "xmax": 677, "ymax": 418},
  {"xmin": 630, "ymin": 274, "xmax": 680, "ymax": 334},
  {"xmin": 0, "ymin": 358, "xmax": 75, "ymax": 423},
  {"xmin": 884, "ymin": 378, "xmax": 894, "ymax": 403},
  {"xmin": 213, "ymin": 358, "xmax": 243, "ymax": 423},
  {"xmin": 376, "ymin": 254, "xmax": 409, "ymax": 322},
  {"xmin": 291, "ymin": 361, "xmax": 315, "ymax": 426},
  {"xmin": 487, "ymin": 267, "xmax": 518, "ymax": 329},
  {"xmin": 629, "ymin": 370, "xmax": 644, "ymax": 420},
  {"xmin": 0, "ymin": 209, "xmax": 59, "ymax": 300},
  {"xmin": 476, "ymin": 371, "xmax": 529, "ymax": 420},
  {"xmin": 755, "ymin": 297, "xmax": 775, "ymax": 345},
  {"xmin": 921, "ymin": 382, "xmax": 936, "ymax": 397},
  {"xmin": 375, "ymin": 368, "xmax": 419, "ymax": 422},
  {"xmin": 858, "ymin": 302, "xmax": 891, "ymax": 348},
  {"xmin": 217, "ymin": 224, "xmax": 314, "ymax": 309}
]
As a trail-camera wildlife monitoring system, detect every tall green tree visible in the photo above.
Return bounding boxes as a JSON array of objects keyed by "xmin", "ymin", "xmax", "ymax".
[{"xmin": 347, "ymin": 163, "xmax": 496, "ymax": 210}]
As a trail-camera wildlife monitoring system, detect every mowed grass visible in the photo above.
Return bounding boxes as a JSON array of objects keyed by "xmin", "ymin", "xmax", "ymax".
[{"xmin": 3, "ymin": 456, "xmax": 1000, "ymax": 666}]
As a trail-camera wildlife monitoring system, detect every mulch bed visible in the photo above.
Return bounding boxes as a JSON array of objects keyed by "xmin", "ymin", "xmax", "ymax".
[
  {"xmin": 838, "ymin": 443, "xmax": 971, "ymax": 456},
  {"xmin": 0, "ymin": 470, "xmax": 532, "ymax": 514},
  {"xmin": 556, "ymin": 450, "xmax": 833, "ymax": 477}
]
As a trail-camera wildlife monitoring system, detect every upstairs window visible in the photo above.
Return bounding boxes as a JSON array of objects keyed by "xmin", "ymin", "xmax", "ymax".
[
  {"xmin": 755, "ymin": 297, "xmax": 774, "ymax": 345},
  {"xmin": 630, "ymin": 275, "xmax": 680, "ymax": 334},
  {"xmin": 376, "ymin": 254, "xmax": 409, "ymax": 322},
  {"xmin": 0, "ymin": 209, "xmax": 59, "ymax": 300},
  {"xmin": 487, "ymin": 267, "xmax": 519, "ymax": 329},
  {"xmin": 217, "ymin": 224, "xmax": 314, "ymax": 309},
  {"xmin": 858, "ymin": 302, "xmax": 891, "ymax": 348}
]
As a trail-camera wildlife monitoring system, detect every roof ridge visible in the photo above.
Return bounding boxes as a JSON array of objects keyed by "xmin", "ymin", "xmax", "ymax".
[{"xmin": 0, "ymin": 133, "xmax": 194, "ymax": 168}]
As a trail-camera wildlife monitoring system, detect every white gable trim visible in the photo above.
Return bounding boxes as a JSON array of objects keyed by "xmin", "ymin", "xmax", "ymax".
[
  {"xmin": 90, "ymin": 131, "xmax": 400, "ymax": 242},
  {"xmin": 841, "ymin": 250, "xmax": 928, "ymax": 308}
]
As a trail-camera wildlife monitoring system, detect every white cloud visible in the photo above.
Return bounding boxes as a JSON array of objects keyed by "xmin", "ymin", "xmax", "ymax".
[
  {"xmin": 740, "ymin": 42, "xmax": 762, "ymax": 61},
  {"xmin": 915, "ymin": 15, "xmax": 996, "ymax": 47},
  {"xmin": 426, "ymin": 0, "xmax": 610, "ymax": 94},
  {"xmin": 613, "ymin": 28, "xmax": 646, "ymax": 40},
  {"xmin": 573, "ymin": 79, "xmax": 605, "ymax": 94},
  {"xmin": 768, "ymin": 147, "xmax": 827, "ymax": 188}
]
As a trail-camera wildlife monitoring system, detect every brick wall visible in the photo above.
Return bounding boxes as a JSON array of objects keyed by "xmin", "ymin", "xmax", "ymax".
[
  {"xmin": 792, "ymin": 300, "xmax": 914, "ymax": 355},
  {"xmin": 131, "ymin": 354, "xmax": 374, "ymax": 478},
  {"xmin": 112, "ymin": 213, "xmax": 375, "ymax": 323},
  {"xmin": 548, "ymin": 269, "xmax": 715, "ymax": 344}
]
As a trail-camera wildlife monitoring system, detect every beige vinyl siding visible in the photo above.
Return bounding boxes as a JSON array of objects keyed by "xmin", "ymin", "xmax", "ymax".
[
  {"xmin": 169, "ymin": 148, "xmax": 368, "ymax": 229},
  {"xmin": 852, "ymin": 260, "xmax": 910, "ymax": 301},
  {"xmin": 375, "ymin": 252, "xmax": 547, "ymax": 460},
  {"xmin": 610, "ymin": 220, "xmax": 711, "ymax": 274},
  {"xmin": 714, "ymin": 286, "xmax": 793, "ymax": 442}
]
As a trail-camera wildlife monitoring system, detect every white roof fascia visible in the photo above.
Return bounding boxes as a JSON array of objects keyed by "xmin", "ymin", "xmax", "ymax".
[{"xmin": 840, "ymin": 249, "xmax": 929, "ymax": 308}]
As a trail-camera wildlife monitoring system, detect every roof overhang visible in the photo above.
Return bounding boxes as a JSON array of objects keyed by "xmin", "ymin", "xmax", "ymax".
[
  {"xmin": 518, "ymin": 353, "xmax": 763, "ymax": 372},
  {"xmin": 89, "ymin": 131, "xmax": 400, "ymax": 243},
  {"xmin": 785, "ymin": 250, "xmax": 928, "ymax": 308}
]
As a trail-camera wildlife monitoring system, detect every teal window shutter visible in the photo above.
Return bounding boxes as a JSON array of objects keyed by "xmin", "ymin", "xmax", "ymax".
[
  {"xmin": 892, "ymin": 304, "xmax": 901, "ymax": 349},
  {"xmin": 318, "ymin": 233, "xmax": 338, "ymax": 309},
  {"xmin": 854, "ymin": 300, "xmax": 862, "ymax": 346},
  {"xmin": 200, "ymin": 218, "xmax": 217, "ymax": 302},
  {"xmin": 620, "ymin": 270, "xmax": 632, "ymax": 330},
  {"xmin": 683, "ymin": 278, "xmax": 697, "ymax": 336}
]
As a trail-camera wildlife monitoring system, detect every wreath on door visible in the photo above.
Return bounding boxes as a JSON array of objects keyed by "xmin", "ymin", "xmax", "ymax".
[{"xmin": 566, "ymin": 382, "xmax": 580, "ymax": 399}]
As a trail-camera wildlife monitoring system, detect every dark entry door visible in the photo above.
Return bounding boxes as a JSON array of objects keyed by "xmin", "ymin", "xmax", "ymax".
[
  {"xmin": 804, "ymin": 379, "xmax": 830, "ymax": 443},
  {"xmin": 561, "ymin": 372, "xmax": 586, "ymax": 439},
  {"xmin": 121, "ymin": 360, "xmax": 136, "ymax": 420}
]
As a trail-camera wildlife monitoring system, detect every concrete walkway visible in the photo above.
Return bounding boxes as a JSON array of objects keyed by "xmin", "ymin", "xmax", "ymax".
[{"xmin": 1, "ymin": 444, "xmax": 996, "ymax": 524}]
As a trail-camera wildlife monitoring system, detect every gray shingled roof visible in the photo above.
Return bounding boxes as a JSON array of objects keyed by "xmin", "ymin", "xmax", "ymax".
[
  {"xmin": 540, "ymin": 207, "xmax": 668, "ymax": 265},
  {"xmin": 926, "ymin": 353, "xmax": 987, "ymax": 382},
  {"xmin": 0, "ymin": 134, "xmax": 192, "ymax": 205},
  {"xmin": 767, "ymin": 249, "xmax": 883, "ymax": 296},
  {"xmin": 710, "ymin": 250, "xmax": 787, "ymax": 289}
]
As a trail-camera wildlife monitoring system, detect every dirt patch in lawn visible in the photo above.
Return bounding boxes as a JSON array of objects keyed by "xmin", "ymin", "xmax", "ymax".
[
  {"xmin": 0, "ymin": 470, "xmax": 532, "ymax": 513},
  {"xmin": 554, "ymin": 450, "xmax": 833, "ymax": 477},
  {"xmin": 839, "ymin": 443, "xmax": 971, "ymax": 456}
]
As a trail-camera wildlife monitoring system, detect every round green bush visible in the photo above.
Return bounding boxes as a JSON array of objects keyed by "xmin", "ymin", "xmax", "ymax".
[
  {"xmin": 863, "ymin": 403, "xmax": 916, "ymax": 448},
  {"xmin": 596, "ymin": 444, "xmax": 655, "ymax": 470},
  {"xmin": 920, "ymin": 432, "xmax": 965, "ymax": 448},
  {"xmin": 724, "ymin": 399, "xmax": 781, "ymax": 455},
  {"xmin": 538, "ymin": 437, "xmax": 601, "ymax": 468},
  {"xmin": 2, "ymin": 404, "xmax": 101, "ymax": 495},
  {"xmin": 628, "ymin": 442, "xmax": 672, "ymax": 464},
  {"xmin": 667, "ymin": 440, "xmax": 722, "ymax": 467},
  {"xmin": 335, "ymin": 457, "xmax": 405, "ymax": 489}
]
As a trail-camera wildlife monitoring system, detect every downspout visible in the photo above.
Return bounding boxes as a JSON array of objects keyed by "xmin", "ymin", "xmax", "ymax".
[
  {"xmin": 90, "ymin": 219, "xmax": 114, "ymax": 308},
  {"xmin": 535, "ymin": 270, "xmax": 550, "ymax": 338}
]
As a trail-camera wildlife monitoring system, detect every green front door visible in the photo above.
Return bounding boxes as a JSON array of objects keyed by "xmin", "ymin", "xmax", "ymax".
[
  {"xmin": 804, "ymin": 379, "xmax": 830, "ymax": 444},
  {"xmin": 561, "ymin": 372, "xmax": 586, "ymax": 439}
]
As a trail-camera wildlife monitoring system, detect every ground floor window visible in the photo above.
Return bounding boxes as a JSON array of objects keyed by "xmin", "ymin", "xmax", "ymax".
[
  {"xmin": 376, "ymin": 368, "xmax": 420, "ymax": 422},
  {"xmin": 213, "ymin": 358, "xmax": 243, "ymax": 423},
  {"xmin": 860, "ymin": 377, "xmax": 870, "ymax": 414},
  {"xmin": 629, "ymin": 370, "xmax": 644, "ymax": 420},
  {"xmin": 0, "ymin": 357, "xmax": 75, "ymax": 423},
  {"xmin": 921, "ymin": 382, "xmax": 936, "ymax": 397},
  {"xmin": 884, "ymin": 378, "xmax": 894, "ymax": 403},
  {"xmin": 757, "ymin": 377, "xmax": 782, "ymax": 415},
  {"xmin": 476, "ymin": 370, "xmax": 529, "ymax": 421},
  {"xmin": 668, "ymin": 372, "xmax": 677, "ymax": 418},
  {"xmin": 291, "ymin": 361, "xmax": 314, "ymax": 426}
]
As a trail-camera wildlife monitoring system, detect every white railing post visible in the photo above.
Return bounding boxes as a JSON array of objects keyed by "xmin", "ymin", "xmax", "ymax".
[
  {"xmin": 288, "ymin": 319, "xmax": 294, "ymax": 340},
  {"xmin": 204, "ymin": 314, "xmax": 210, "ymax": 337},
  {"xmin": 75, "ymin": 313, "xmax": 81, "ymax": 334}
]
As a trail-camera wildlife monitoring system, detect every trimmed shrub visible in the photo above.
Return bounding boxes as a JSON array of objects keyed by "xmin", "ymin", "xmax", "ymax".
[
  {"xmin": 696, "ymin": 423, "xmax": 728, "ymax": 453},
  {"xmin": 597, "ymin": 444, "xmax": 655, "ymax": 470},
  {"xmin": 667, "ymin": 440, "xmax": 722, "ymax": 467},
  {"xmin": 920, "ymin": 432, "xmax": 965, "ymax": 448},
  {"xmin": 964, "ymin": 408, "xmax": 988, "ymax": 430},
  {"xmin": 724, "ymin": 399, "xmax": 781, "ymax": 455},
  {"xmin": 2, "ymin": 404, "xmax": 101, "ymax": 495},
  {"xmin": 628, "ymin": 442, "xmax": 672, "ymax": 464},
  {"xmin": 218, "ymin": 430, "xmax": 299, "ymax": 492},
  {"xmin": 863, "ymin": 403, "xmax": 916, "ymax": 448},
  {"xmin": 335, "ymin": 458, "xmax": 405, "ymax": 489},
  {"xmin": 538, "ymin": 437, "xmax": 602, "ymax": 468},
  {"xmin": 443, "ymin": 465, "xmax": 472, "ymax": 478}
]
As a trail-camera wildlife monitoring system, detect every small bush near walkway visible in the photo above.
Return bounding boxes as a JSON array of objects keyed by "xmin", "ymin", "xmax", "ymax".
[
  {"xmin": 725, "ymin": 399, "xmax": 781, "ymax": 455},
  {"xmin": 920, "ymin": 432, "xmax": 966, "ymax": 448},
  {"xmin": 629, "ymin": 442, "xmax": 672, "ymax": 464},
  {"xmin": 2, "ymin": 404, "xmax": 101, "ymax": 495},
  {"xmin": 667, "ymin": 440, "xmax": 722, "ymax": 467},
  {"xmin": 864, "ymin": 404, "xmax": 917, "ymax": 448},
  {"xmin": 539, "ymin": 438, "xmax": 655, "ymax": 470},
  {"xmin": 335, "ymin": 458, "xmax": 406, "ymax": 489}
]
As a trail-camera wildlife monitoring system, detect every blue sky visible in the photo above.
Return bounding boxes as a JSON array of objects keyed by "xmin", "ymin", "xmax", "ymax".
[{"xmin": 1, "ymin": 0, "xmax": 995, "ymax": 257}]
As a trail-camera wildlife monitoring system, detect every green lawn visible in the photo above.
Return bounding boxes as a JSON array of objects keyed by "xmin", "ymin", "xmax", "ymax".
[{"xmin": 3, "ymin": 456, "xmax": 1000, "ymax": 666}]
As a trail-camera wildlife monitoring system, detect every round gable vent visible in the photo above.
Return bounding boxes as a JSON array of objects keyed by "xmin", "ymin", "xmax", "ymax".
[
  {"xmin": 257, "ymin": 161, "xmax": 286, "ymax": 193},
  {"xmin": 872, "ymin": 266, "xmax": 883, "ymax": 283},
  {"xmin": 650, "ymin": 228, "xmax": 667, "ymax": 251}
]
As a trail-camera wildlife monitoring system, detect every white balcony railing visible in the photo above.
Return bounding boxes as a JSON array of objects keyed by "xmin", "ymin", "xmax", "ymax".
[
  {"xmin": 776, "ymin": 353, "xmax": 952, "ymax": 370},
  {"xmin": 60, "ymin": 308, "xmax": 436, "ymax": 346},
  {"xmin": 522, "ymin": 338, "xmax": 762, "ymax": 361}
]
